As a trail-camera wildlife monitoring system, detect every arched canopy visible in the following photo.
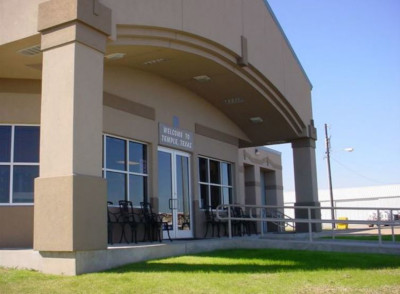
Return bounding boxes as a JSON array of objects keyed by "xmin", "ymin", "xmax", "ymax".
[
  {"xmin": 105, "ymin": 25, "xmax": 307, "ymax": 147},
  {"xmin": 0, "ymin": 0, "xmax": 315, "ymax": 146}
]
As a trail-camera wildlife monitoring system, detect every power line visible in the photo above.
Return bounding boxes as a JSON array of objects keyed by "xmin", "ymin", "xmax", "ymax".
[{"xmin": 330, "ymin": 156, "xmax": 389, "ymax": 185}]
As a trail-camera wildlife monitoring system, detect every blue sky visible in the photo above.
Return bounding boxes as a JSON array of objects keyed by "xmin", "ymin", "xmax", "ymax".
[{"xmin": 266, "ymin": 0, "xmax": 400, "ymax": 191}]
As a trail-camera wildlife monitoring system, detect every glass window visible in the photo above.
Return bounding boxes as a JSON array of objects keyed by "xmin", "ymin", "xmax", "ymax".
[
  {"xmin": 221, "ymin": 163, "xmax": 231, "ymax": 186},
  {"xmin": 199, "ymin": 157, "xmax": 208, "ymax": 182},
  {"xmin": 106, "ymin": 171, "xmax": 126, "ymax": 205},
  {"xmin": 129, "ymin": 175, "xmax": 147, "ymax": 204},
  {"xmin": 222, "ymin": 187, "xmax": 232, "ymax": 206},
  {"xmin": 200, "ymin": 184, "xmax": 209, "ymax": 209},
  {"xmin": 13, "ymin": 166, "xmax": 39, "ymax": 203},
  {"xmin": 210, "ymin": 186, "xmax": 221, "ymax": 209},
  {"xmin": 0, "ymin": 126, "xmax": 11, "ymax": 162},
  {"xmin": 0, "ymin": 125, "xmax": 39, "ymax": 204},
  {"xmin": 0, "ymin": 166, "xmax": 10, "ymax": 203},
  {"xmin": 103, "ymin": 135, "xmax": 148, "ymax": 206},
  {"xmin": 198, "ymin": 157, "xmax": 233, "ymax": 209},
  {"xmin": 129, "ymin": 141, "xmax": 147, "ymax": 174},
  {"xmin": 14, "ymin": 126, "xmax": 40, "ymax": 163},
  {"xmin": 106, "ymin": 137, "xmax": 126, "ymax": 171},
  {"xmin": 209, "ymin": 160, "xmax": 220, "ymax": 184}
]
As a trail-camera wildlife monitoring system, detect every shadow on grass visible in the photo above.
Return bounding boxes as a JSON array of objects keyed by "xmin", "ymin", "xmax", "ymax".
[{"xmin": 107, "ymin": 249, "xmax": 400, "ymax": 274}]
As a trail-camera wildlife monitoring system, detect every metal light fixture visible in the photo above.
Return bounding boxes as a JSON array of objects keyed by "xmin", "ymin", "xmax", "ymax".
[
  {"xmin": 224, "ymin": 97, "xmax": 245, "ymax": 105},
  {"xmin": 143, "ymin": 58, "xmax": 167, "ymax": 65},
  {"xmin": 105, "ymin": 53, "xmax": 126, "ymax": 60},
  {"xmin": 193, "ymin": 75, "xmax": 211, "ymax": 82},
  {"xmin": 249, "ymin": 117, "xmax": 263, "ymax": 124}
]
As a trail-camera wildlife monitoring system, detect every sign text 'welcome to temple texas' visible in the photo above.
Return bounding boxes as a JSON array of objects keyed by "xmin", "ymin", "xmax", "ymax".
[{"xmin": 159, "ymin": 123, "xmax": 193, "ymax": 151}]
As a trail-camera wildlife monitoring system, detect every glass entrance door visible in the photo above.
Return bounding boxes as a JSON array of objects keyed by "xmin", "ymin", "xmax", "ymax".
[{"xmin": 158, "ymin": 147, "xmax": 192, "ymax": 239}]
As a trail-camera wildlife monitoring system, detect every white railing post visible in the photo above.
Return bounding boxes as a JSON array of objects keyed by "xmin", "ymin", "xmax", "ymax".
[
  {"xmin": 377, "ymin": 209, "xmax": 382, "ymax": 245},
  {"xmin": 390, "ymin": 209, "xmax": 395, "ymax": 243}
]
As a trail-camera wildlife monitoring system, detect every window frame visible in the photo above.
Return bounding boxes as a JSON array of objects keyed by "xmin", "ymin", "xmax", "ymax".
[
  {"xmin": 0, "ymin": 124, "xmax": 40, "ymax": 206},
  {"xmin": 198, "ymin": 156, "xmax": 233, "ymax": 209},
  {"xmin": 102, "ymin": 134, "xmax": 149, "ymax": 207}
]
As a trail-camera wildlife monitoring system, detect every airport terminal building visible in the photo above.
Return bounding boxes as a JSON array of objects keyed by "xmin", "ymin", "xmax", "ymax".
[{"xmin": 0, "ymin": 0, "xmax": 319, "ymax": 274}]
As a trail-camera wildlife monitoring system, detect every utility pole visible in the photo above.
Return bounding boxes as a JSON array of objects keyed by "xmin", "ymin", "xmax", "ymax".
[{"xmin": 325, "ymin": 123, "xmax": 335, "ymax": 229}]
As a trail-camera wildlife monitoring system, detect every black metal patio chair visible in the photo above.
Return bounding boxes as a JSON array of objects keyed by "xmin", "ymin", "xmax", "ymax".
[
  {"xmin": 140, "ymin": 201, "xmax": 170, "ymax": 242},
  {"xmin": 204, "ymin": 205, "xmax": 227, "ymax": 238},
  {"xmin": 118, "ymin": 200, "xmax": 140, "ymax": 243},
  {"xmin": 107, "ymin": 201, "xmax": 122, "ymax": 244},
  {"xmin": 231, "ymin": 206, "xmax": 254, "ymax": 236}
]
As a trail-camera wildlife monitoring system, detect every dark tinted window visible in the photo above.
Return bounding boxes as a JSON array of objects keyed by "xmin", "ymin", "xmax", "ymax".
[
  {"xmin": 106, "ymin": 171, "xmax": 126, "ymax": 204},
  {"xmin": 129, "ymin": 141, "xmax": 147, "ymax": 174},
  {"xmin": 106, "ymin": 137, "xmax": 126, "ymax": 171},
  {"xmin": 0, "ymin": 126, "xmax": 11, "ymax": 162},
  {"xmin": 14, "ymin": 126, "xmax": 40, "ymax": 163},
  {"xmin": 0, "ymin": 166, "xmax": 10, "ymax": 203},
  {"xmin": 13, "ymin": 166, "xmax": 39, "ymax": 203}
]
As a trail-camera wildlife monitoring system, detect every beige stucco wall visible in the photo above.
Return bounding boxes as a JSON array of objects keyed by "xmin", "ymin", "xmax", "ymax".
[
  {"xmin": 0, "ymin": 92, "xmax": 41, "ymax": 124},
  {"xmin": 0, "ymin": 0, "xmax": 313, "ymax": 126},
  {"xmin": 238, "ymin": 147, "xmax": 283, "ymax": 207},
  {"xmin": 103, "ymin": 67, "xmax": 243, "ymax": 237},
  {"xmin": 0, "ymin": 0, "xmax": 44, "ymax": 45},
  {"xmin": 0, "ymin": 206, "xmax": 33, "ymax": 248}
]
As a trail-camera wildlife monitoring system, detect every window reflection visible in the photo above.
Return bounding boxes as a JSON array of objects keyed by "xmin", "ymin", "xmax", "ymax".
[
  {"xmin": 158, "ymin": 151, "xmax": 172, "ymax": 213},
  {"xmin": 106, "ymin": 171, "xmax": 126, "ymax": 205},
  {"xmin": 106, "ymin": 137, "xmax": 126, "ymax": 171},
  {"xmin": 0, "ymin": 125, "xmax": 39, "ymax": 204},
  {"xmin": 103, "ymin": 135, "xmax": 148, "ymax": 206},
  {"xmin": 129, "ymin": 174, "xmax": 147, "ymax": 203},
  {"xmin": 221, "ymin": 163, "xmax": 231, "ymax": 186},
  {"xmin": 200, "ymin": 184, "xmax": 209, "ymax": 209},
  {"xmin": 209, "ymin": 160, "xmax": 220, "ymax": 184},
  {"xmin": 13, "ymin": 166, "xmax": 39, "ymax": 203},
  {"xmin": 199, "ymin": 157, "xmax": 233, "ymax": 209},
  {"xmin": 210, "ymin": 186, "xmax": 221, "ymax": 209},
  {"xmin": 0, "ymin": 166, "xmax": 10, "ymax": 203},
  {"xmin": 129, "ymin": 141, "xmax": 147, "ymax": 174},
  {"xmin": 199, "ymin": 157, "xmax": 208, "ymax": 182}
]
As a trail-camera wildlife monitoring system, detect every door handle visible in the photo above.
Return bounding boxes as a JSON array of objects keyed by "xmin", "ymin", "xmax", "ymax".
[{"xmin": 169, "ymin": 198, "xmax": 177, "ymax": 210}]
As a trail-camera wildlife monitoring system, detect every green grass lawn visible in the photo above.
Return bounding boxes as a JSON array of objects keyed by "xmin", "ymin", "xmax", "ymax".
[{"xmin": 1, "ymin": 249, "xmax": 399, "ymax": 294}]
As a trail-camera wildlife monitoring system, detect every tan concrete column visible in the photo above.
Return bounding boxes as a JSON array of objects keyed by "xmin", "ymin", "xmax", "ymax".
[
  {"xmin": 292, "ymin": 138, "xmax": 321, "ymax": 232},
  {"xmin": 34, "ymin": 0, "xmax": 111, "ymax": 251}
]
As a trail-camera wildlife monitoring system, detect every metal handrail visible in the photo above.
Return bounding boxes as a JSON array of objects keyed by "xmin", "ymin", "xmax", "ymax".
[{"xmin": 215, "ymin": 204, "xmax": 400, "ymax": 245}]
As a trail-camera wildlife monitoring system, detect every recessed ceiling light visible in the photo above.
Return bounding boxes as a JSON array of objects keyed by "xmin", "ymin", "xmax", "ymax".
[
  {"xmin": 224, "ymin": 97, "xmax": 245, "ymax": 105},
  {"xmin": 17, "ymin": 45, "xmax": 41, "ymax": 56},
  {"xmin": 105, "ymin": 53, "xmax": 126, "ymax": 60},
  {"xmin": 143, "ymin": 58, "xmax": 167, "ymax": 65},
  {"xmin": 193, "ymin": 75, "xmax": 211, "ymax": 83},
  {"xmin": 249, "ymin": 117, "xmax": 263, "ymax": 124}
]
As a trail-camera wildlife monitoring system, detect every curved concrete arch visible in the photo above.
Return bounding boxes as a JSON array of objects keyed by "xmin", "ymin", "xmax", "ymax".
[{"xmin": 107, "ymin": 25, "xmax": 307, "ymax": 146}]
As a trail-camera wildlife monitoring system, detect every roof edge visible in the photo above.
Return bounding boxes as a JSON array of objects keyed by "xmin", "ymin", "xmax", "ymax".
[{"xmin": 263, "ymin": 0, "xmax": 313, "ymax": 89}]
